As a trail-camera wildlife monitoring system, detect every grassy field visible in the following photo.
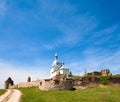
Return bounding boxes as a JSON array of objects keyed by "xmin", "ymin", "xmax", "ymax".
[
  {"xmin": 19, "ymin": 86, "xmax": 120, "ymax": 102},
  {"xmin": 0, "ymin": 89, "xmax": 6, "ymax": 96}
]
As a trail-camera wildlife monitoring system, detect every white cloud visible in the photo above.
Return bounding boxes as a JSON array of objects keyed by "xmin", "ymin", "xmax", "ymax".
[
  {"xmin": 42, "ymin": 14, "xmax": 98, "ymax": 50},
  {"xmin": 0, "ymin": 61, "xmax": 49, "ymax": 89},
  {"xmin": 55, "ymin": 14, "xmax": 97, "ymax": 45},
  {"xmin": 91, "ymin": 25, "xmax": 119, "ymax": 45}
]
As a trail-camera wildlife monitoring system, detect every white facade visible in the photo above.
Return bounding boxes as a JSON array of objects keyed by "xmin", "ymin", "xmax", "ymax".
[{"xmin": 50, "ymin": 53, "xmax": 70, "ymax": 78}]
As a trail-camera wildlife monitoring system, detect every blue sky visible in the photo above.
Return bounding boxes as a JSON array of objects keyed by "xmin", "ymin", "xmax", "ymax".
[{"xmin": 0, "ymin": 0, "xmax": 120, "ymax": 88}]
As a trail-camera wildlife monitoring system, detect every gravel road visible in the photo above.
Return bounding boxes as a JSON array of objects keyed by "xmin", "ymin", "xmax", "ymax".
[{"xmin": 0, "ymin": 89, "xmax": 22, "ymax": 102}]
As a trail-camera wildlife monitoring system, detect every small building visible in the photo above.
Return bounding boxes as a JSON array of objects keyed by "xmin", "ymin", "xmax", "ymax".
[{"xmin": 4, "ymin": 77, "xmax": 14, "ymax": 89}]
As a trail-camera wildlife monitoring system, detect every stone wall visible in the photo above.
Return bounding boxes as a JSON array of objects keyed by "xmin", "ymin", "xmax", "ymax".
[
  {"xmin": 10, "ymin": 79, "xmax": 73, "ymax": 91},
  {"xmin": 101, "ymin": 69, "xmax": 111, "ymax": 76},
  {"xmin": 18, "ymin": 81, "xmax": 40, "ymax": 88},
  {"xmin": 39, "ymin": 79, "xmax": 73, "ymax": 91},
  {"xmin": 10, "ymin": 80, "xmax": 41, "ymax": 89},
  {"xmin": 109, "ymin": 77, "xmax": 120, "ymax": 84},
  {"xmin": 9, "ymin": 76, "xmax": 120, "ymax": 90},
  {"xmin": 84, "ymin": 69, "xmax": 111, "ymax": 77},
  {"xmin": 73, "ymin": 76, "xmax": 120, "ymax": 87}
]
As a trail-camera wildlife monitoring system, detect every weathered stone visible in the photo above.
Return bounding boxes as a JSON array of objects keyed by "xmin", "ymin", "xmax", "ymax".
[{"xmin": 4, "ymin": 77, "xmax": 14, "ymax": 89}]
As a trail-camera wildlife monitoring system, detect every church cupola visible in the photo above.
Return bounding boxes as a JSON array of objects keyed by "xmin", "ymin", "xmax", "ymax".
[
  {"xmin": 51, "ymin": 53, "xmax": 59, "ymax": 67},
  {"xmin": 55, "ymin": 53, "xmax": 58, "ymax": 60}
]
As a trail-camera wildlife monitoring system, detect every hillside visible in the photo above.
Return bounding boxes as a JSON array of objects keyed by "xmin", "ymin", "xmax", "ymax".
[{"xmin": 19, "ymin": 85, "xmax": 120, "ymax": 102}]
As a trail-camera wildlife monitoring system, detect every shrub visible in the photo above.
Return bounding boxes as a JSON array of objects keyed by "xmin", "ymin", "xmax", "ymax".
[{"xmin": 99, "ymin": 76, "xmax": 110, "ymax": 85}]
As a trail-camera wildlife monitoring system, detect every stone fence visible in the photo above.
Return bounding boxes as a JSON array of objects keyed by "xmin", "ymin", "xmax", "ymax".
[{"xmin": 10, "ymin": 80, "xmax": 41, "ymax": 89}]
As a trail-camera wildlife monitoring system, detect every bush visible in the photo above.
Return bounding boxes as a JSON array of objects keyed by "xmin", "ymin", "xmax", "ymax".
[{"xmin": 99, "ymin": 76, "xmax": 110, "ymax": 85}]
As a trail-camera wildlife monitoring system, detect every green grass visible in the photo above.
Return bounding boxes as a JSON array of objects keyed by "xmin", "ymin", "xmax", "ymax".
[
  {"xmin": 19, "ymin": 86, "xmax": 120, "ymax": 102},
  {"xmin": 0, "ymin": 89, "xmax": 6, "ymax": 96}
]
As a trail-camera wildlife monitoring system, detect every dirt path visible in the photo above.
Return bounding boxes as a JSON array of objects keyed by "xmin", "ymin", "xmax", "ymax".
[{"xmin": 0, "ymin": 89, "xmax": 22, "ymax": 102}]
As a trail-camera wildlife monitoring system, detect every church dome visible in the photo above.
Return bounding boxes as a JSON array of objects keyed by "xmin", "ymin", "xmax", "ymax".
[
  {"xmin": 51, "ymin": 53, "xmax": 59, "ymax": 67},
  {"xmin": 51, "ymin": 59, "xmax": 60, "ymax": 73},
  {"xmin": 52, "ymin": 59, "xmax": 59, "ymax": 67}
]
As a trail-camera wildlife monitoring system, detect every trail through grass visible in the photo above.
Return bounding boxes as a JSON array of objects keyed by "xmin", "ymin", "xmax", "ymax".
[{"xmin": 19, "ymin": 86, "xmax": 120, "ymax": 102}]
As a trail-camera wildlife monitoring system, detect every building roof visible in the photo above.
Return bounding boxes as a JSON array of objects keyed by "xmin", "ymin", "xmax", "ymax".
[{"xmin": 5, "ymin": 77, "xmax": 13, "ymax": 83}]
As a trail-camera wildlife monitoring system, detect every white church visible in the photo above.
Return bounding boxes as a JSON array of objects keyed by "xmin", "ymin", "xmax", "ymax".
[{"xmin": 50, "ymin": 53, "xmax": 70, "ymax": 78}]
